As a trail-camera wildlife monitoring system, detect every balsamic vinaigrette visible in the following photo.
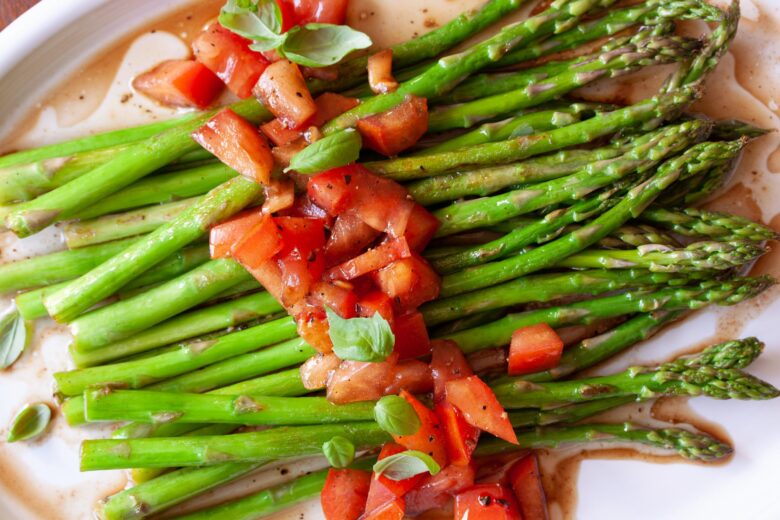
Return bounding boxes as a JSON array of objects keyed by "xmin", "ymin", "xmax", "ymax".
[{"xmin": 0, "ymin": 0, "xmax": 779, "ymax": 518}]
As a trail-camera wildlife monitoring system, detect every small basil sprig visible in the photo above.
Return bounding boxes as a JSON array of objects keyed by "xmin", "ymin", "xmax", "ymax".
[
  {"xmin": 326, "ymin": 308, "xmax": 394, "ymax": 363},
  {"xmin": 7, "ymin": 402, "xmax": 51, "ymax": 443},
  {"xmin": 219, "ymin": 0, "xmax": 372, "ymax": 67},
  {"xmin": 373, "ymin": 450, "xmax": 441, "ymax": 481},
  {"xmin": 374, "ymin": 395, "xmax": 421, "ymax": 436},
  {"xmin": 322, "ymin": 435, "xmax": 356, "ymax": 468},
  {"xmin": 287, "ymin": 129, "xmax": 362, "ymax": 174},
  {"xmin": 0, "ymin": 309, "xmax": 29, "ymax": 370}
]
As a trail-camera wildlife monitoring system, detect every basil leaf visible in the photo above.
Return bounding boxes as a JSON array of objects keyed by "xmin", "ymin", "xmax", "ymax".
[
  {"xmin": 322, "ymin": 435, "xmax": 356, "ymax": 468},
  {"xmin": 374, "ymin": 395, "xmax": 421, "ymax": 436},
  {"xmin": 7, "ymin": 402, "xmax": 51, "ymax": 443},
  {"xmin": 287, "ymin": 129, "xmax": 362, "ymax": 175},
  {"xmin": 281, "ymin": 24, "xmax": 372, "ymax": 67},
  {"xmin": 0, "ymin": 309, "xmax": 29, "ymax": 369},
  {"xmin": 373, "ymin": 450, "xmax": 441, "ymax": 481},
  {"xmin": 326, "ymin": 307, "xmax": 394, "ymax": 363},
  {"xmin": 220, "ymin": 0, "xmax": 283, "ymax": 45}
]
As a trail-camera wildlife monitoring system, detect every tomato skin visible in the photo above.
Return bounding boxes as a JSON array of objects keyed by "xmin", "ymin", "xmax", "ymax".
[
  {"xmin": 508, "ymin": 453, "xmax": 549, "ymax": 520},
  {"xmin": 327, "ymin": 237, "xmax": 412, "ymax": 281},
  {"xmin": 392, "ymin": 391, "xmax": 448, "ymax": 468},
  {"xmin": 404, "ymin": 463, "xmax": 475, "ymax": 516},
  {"xmin": 348, "ymin": 168, "xmax": 415, "ymax": 237},
  {"xmin": 192, "ymin": 24, "xmax": 269, "ymax": 99},
  {"xmin": 307, "ymin": 166, "xmax": 358, "ymax": 215},
  {"xmin": 363, "ymin": 443, "xmax": 418, "ymax": 519},
  {"xmin": 275, "ymin": 0, "xmax": 298, "ymax": 31},
  {"xmin": 391, "ymin": 311, "xmax": 431, "ymax": 360},
  {"xmin": 435, "ymin": 401, "xmax": 481, "ymax": 467},
  {"xmin": 192, "ymin": 109, "xmax": 274, "ymax": 184},
  {"xmin": 445, "ymin": 376, "xmax": 519, "ymax": 445},
  {"xmin": 327, "ymin": 355, "xmax": 398, "ymax": 404},
  {"xmin": 133, "ymin": 59, "xmax": 223, "ymax": 109},
  {"xmin": 288, "ymin": 0, "xmax": 348, "ymax": 24},
  {"xmin": 254, "ymin": 60, "xmax": 317, "ymax": 130},
  {"xmin": 274, "ymin": 217, "xmax": 327, "ymax": 257},
  {"xmin": 231, "ymin": 214, "xmax": 283, "ymax": 269},
  {"xmin": 429, "ymin": 339, "xmax": 474, "ymax": 403},
  {"xmin": 356, "ymin": 96, "xmax": 428, "ymax": 156},
  {"xmin": 454, "ymin": 484, "xmax": 522, "ymax": 520},
  {"xmin": 321, "ymin": 468, "xmax": 372, "ymax": 520},
  {"xmin": 403, "ymin": 204, "xmax": 440, "ymax": 252},
  {"xmin": 508, "ymin": 323, "xmax": 564, "ymax": 376},
  {"xmin": 309, "ymin": 280, "xmax": 358, "ymax": 318},
  {"xmin": 209, "ymin": 209, "xmax": 265, "ymax": 259}
]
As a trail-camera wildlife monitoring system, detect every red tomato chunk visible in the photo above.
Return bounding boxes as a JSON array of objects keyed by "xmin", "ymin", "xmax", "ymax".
[
  {"xmin": 455, "ymin": 484, "xmax": 522, "ymax": 520},
  {"xmin": 509, "ymin": 323, "xmax": 564, "ymax": 376},
  {"xmin": 321, "ymin": 468, "xmax": 372, "ymax": 520},
  {"xmin": 287, "ymin": 0, "xmax": 348, "ymax": 24},
  {"xmin": 509, "ymin": 453, "xmax": 550, "ymax": 520},
  {"xmin": 357, "ymin": 96, "xmax": 429, "ymax": 156},
  {"xmin": 392, "ymin": 391, "xmax": 448, "ymax": 468},
  {"xmin": 254, "ymin": 59, "xmax": 317, "ymax": 130},
  {"xmin": 446, "ymin": 375, "xmax": 518, "ymax": 445},
  {"xmin": 133, "ymin": 59, "xmax": 223, "ymax": 109}
]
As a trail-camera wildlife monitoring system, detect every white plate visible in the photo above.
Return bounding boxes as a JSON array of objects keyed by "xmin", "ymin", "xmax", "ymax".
[{"xmin": 0, "ymin": 1, "xmax": 779, "ymax": 519}]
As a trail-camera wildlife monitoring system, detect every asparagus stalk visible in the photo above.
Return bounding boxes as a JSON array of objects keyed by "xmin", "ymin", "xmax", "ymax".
[
  {"xmin": 70, "ymin": 291, "xmax": 282, "ymax": 367},
  {"xmin": 322, "ymin": 0, "xmax": 615, "ymax": 134},
  {"xmin": 597, "ymin": 224, "xmax": 680, "ymax": 249},
  {"xmin": 421, "ymin": 269, "xmax": 693, "ymax": 326},
  {"xmin": 54, "ymin": 317, "xmax": 298, "ymax": 397},
  {"xmin": 427, "ymin": 33, "xmax": 700, "ymax": 133},
  {"xmin": 508, "ymin": 396, "xmax": 636, "ymax": 427},
  {"xmin": 439, "ymin": 140, "xmax": 745, "ymax": 296},
  {"xmin": 710, "ymin": 119, "xmax": 772, "ymax": 140},
  {"xmin": 43, "ymin": 175, "xmax": 262, "ymax": 322},
  {"xmin": 476, "ymin": 423, "xmax": 733, "ymax": 462},
  {"xmin": 430, "ymin": 309, "xmax": 508, "ymax": 336},
  {"xmin": 61, "ymin": 197, "xmax": 198, "ymax": 249},
  {"xmin": 640, "ymin": 206, "xmax": 778, "ymax": 242},
  {"xmin": 666, "ymin": 337, "xmax": 765, "ymax": 371},
  {"xmin": 440, "ymin": 276, "xmax": 773, "ymax": 353},
  {"xmin": 68, "ymin": 259, "xmax": 254, "ymax": 350},
  {"xmin": 365, "ymin": 86, "xmax": 698, "ymax": 181}
]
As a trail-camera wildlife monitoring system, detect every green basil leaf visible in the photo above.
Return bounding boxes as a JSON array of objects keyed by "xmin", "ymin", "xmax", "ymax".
[
  {"xmin": 287, "ymin": 129, "xmax": 362, "ymax": 175},
  {"xmin": 374, "ymin": 395, "xmax": 421, "ymax": 436},
  {"xmin": 373, "ymin": 450, "xmax": 441, "ymax": 481},
  {"xmin": 322, "ymin": 435, "xmax": 356, "ymax": 468},
  {"xmin": 281, "ymin": 24, "xmax": 372, "ymax": 67},
  {"xmin": 326, "ymin": 307, "xmax": 394, "ymax": 363},
  {"xmin": 220, "ymin": 0, "xmax": 283, "ymax": 45},
  {"xmin": 7, "ymin": 402, "xmax": 51, "ymax": 443},
  {"xmin": 0, "ymin": 309, "xmax": 29, "ymax": 369}
]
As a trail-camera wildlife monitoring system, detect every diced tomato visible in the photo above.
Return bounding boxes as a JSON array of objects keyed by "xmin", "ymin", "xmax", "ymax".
[
  {"xmin": 357, "ymin": 291, "xmax": 394, "ymax": 322},
  {"xmin": 321, "ymin": 468, "xmax": 372, "ymax": 520},
  {"xmin": 403, "ymin": 204, "xmax": 440, "ymax": 252},
  {"xmin": 508, "ymin": 324, "xmax": 564, "ymax": 376},
  {"xmin": 287, "ymin": 0, "xmax": 348, "ymax": 24},
  {"xmin": 508, "ymin": 454, "xmax": 549, "ymax": 520},
  {"xmin": 310, "ymin": 281, "xmax": 358, "ymax": 318},
  {"xmin": 365, "ymin": 443, "xmax": 421, "ymax": 515},
  {"xmin": 324, "ymin": 212, "xmax": 381, "ymax": 267},
  {"xmin": 392, "ymin": 391, "xmax": 448, "ymax": 467},
  {"xmin": 246, "ymin": 258, "xmax": 285, "ymax": 304},
  {"xmin": 278, "ymin": 251, "xmax": 317, "ymax": 306},
  {"xmin": 231, "ymin": 213, "xmax": 283, "ymax": 269},
  {"xmin": 368, "ymin": 49, "xmax": 398, "ymax": 94},
  {"xmin": 391, "ymin": 311, "xmax": 430, "ymax": 360},
  {"xmin": 429, "ymin": 339, "xmax": 474, "ymax": 402},
  {"xmin": 254, "ymin": 60, "xmax": 317, "ymax": 130},
  {"xmin": 327, "ymin": 238, "xmax": 412, "ymax": 281},
  {"xmin": 192, "ymin": 109, "xmax": 274, "ymax": 184},
  {"xmin": 474, "ymin": 453, "xmax": 530, "ymax": 486},
  {"xmin": 192, "ymin": 24, "xmax": 270, "ymax": 99},
  {"xmin": 327, "ymin": 355, "xmax": 398, "ymax": 404},
  {"xmin": 262, "ymin": 177, "xmax": 296, "ymax": 214},
  {"xmin": 348, "ymin": 168, "xmax": 415, "ymax": 237},
  {"xmin": 436, "ymin": 401, "xmax": 481, "ymax": 467},
  {"xmin": 281, "ymin": 194, "xmax": 330, "ymax": 221},
  {"xmin": 356, "ymin": 96, "xmax": 428, "ymax": 156},
  {"xmin": 296, "ymin": 306, "xmax": 333, "ymax": 353},
  {"xmin": 445, "ymin": 376, "xmax": 518, "ymax": 445},
  {"xmin": 272, "ymin": 138, "xmax": 308, "ymax": 168},
  {"xmin": 300, "ymin": 352, "xmax": 340, "ymax": 390},
  {"xmin": 374, "ymin": 255, "xmax": 440, "ymax": 311},
  {"xmin": 385, "ymin": 360, "xmax": 433, "ymax": 395},
  {"xmin": 274, "ymin": 216, "xmax": 327, "ymax": 257},
  {"xmin": 454, "ymin": 484, "xmax": 522, "ymax": 520},
  {"xmin": 261, "ymin": 118, "xmax": 303, "ymax": 146},
  {"xmin": 307, "ymin": 165, "xmax": 357, "ymax": 214},
  {"xmin": 361, "ymin": 497, "xmax": 405, "ymax": 520},
  {"xmin": 133, "ymin": 59, "xmax": 223, "ymax": 109},
  {"xmin": 405, "ymin": 463, "xmax": 475, "ymax": 516},
  {"xmin": 275, "ymin": 0, "xmax": 298, "ymax": 32},
  {"xmin": 209, "ymin": 209, "xmax": 265, "ymax": 259},
  {"xmin": 313, "ymin": 93, "xmax": 360, "ymax": 126}
]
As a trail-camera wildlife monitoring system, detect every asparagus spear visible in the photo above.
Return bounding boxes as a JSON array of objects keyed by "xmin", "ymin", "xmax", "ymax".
[
  {"xmin": 70, "ymin": 291, "xmax": 281, "ymax": 367},
  {"xmin": 508, "ymin": 397, "xmax": 636, "ymax": 427},
  {"xmin": 365, "ymin": 86, "xmax": 698, "ymax": 180},
  {"xmin": 84, "ymin": 390, "xmax": 375, "ymax": 426},
  {"xmin": 476, "ymin": 423, "xmax": 733, "ymax": 462},
  {"xmin": 43, "ymin": 175, "xmax": 262, "ymax": 322},
  {"xmin": 427, "ymin": 33, "xmax": 700, "ymax": 133},
  {"xmin": 68, "ymin": 259, "xmax": 254, "ymax": 350},
  {"xmin": 421, "ymin": 269, "xmax": 693, "ymax": 326},
  {"xmin": 321, "ymin": 0, "xmax": 615, "ymax": 134},
  {"xmin": 441, "ymin": 276, "xmax": 774, "ymax": 353},
  {"xmin": 710, "ymin": 119, "xmax": 772, "ymax": 140},
  {"xmin": 439, "ymin": 140, "xmax": 745, "ymax": 296},
  {"xmin": 62, "ymin": 197, "xmax": 198, "ymax": 249},
  {"xmin": 640, "ymin": 206, "xmax": 778, "ymax": 242}
]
